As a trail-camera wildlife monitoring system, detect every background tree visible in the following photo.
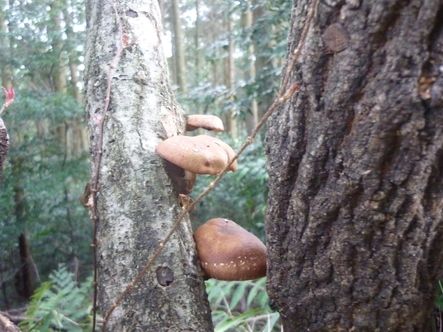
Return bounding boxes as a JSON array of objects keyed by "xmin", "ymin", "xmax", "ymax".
[
  {"xmin": 83, "ymin": 0, "xmax": 212, "ymax": 330},
  {"xmin": 266, "ymin": 0, "xmax": 443, "ymax": 330},
  {"xmin": 0, "ymin": 0, "xmax": 89, "ymax": 308}
]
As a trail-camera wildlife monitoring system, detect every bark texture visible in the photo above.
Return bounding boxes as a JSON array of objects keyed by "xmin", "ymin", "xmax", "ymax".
[
  {"xmin": 0, "ymin": 117, "xmax": 8, "ymax": 181},
  {"xmin": 84, "ymin": 0, "xmax": 212, "ymax": 330},
  {"xmin": 266, "ymin": 0, "xmax": 443, "ymax": 331}
]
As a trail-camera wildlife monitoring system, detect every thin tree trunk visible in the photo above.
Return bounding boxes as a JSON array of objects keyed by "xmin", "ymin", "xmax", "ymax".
[
  {"xmin": 266, "ymin": 0, "xmax": 443, "ymax": 331},
  {"xmin": 194, "ymin": 0, "xmax": 201, "ymax": 85},
  {"xmin": 171, "ymin": 0, "xmax": 187, "ymax": 93},
  {"xmin": 0, "ymin": 0, "xmax": 12, "ymax": 180},
  {"xmin": 84, "ymin": 0, "xmax": 212, "ymax": 330},
  {"xmin": 0, "ymin": 9, "xmax": 12, "ymax": 89},
  {"xmin": 62, "ymin": 0, "xmax": 82, "ymax": 102},
  {"xmin": 62, "ymin": 1, "xmax": 88, "ymax": 157},
  {"xmin": 252, "ymin": 4, "xmax": 276, "ymax": 121},
  {"xmin": 225, "ymin": 12, "xmax": 237, "ymax": 138},
  {"xmin": 242, "ymin": 3, "xmax": 258, "ymax": 134},
  {"xmin": 50, "ymin": 1, "xmax": 67, "ymax": 93}
]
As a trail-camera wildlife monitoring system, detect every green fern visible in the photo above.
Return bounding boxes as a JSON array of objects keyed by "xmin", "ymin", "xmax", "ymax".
[
  {"xmin": 206, "ymin": 277, "xmax": 281, "ymax": 331},
  {"xmin": 19, "ymin": 264, "xmax": 94, "ymax": 332}
]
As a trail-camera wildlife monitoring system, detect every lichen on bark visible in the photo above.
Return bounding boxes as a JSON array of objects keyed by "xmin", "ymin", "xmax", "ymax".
[{"xmin": 84, "ymin": 0, "xmax": 212, "ymax": 330}]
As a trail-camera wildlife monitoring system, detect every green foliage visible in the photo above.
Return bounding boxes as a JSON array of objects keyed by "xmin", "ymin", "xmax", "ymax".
[
  {"xmin": 0, "ymin": 91, "xmax": 91, "ymax": 284},
  {"xmin": 206, "ymin": 277, "xmax": 281, "ymax": 332},
  {"xmin": 0, "ymin": 0, "xmax": 91, "ymax": 301},
  {"xmin": 19, "ymin": 265, "xmax": 94, "ymax": 332},
  {"xmin": 436, "ymin": 281, "xmax": 443, "ymax": 310},
  {"xmin": 176, "ymin": 0, "xmax": 291, "ymax": 123}
]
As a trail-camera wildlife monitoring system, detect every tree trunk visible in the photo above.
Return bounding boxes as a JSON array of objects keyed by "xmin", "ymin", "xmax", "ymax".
[
  {"xmin": 266, "ymin": 0, "xmax": 443, "ymax": 331},
  {"xmin": 242, "ymin": 3, "xmax": 259, "ymax": 134},
  {"xmin": 84, "ymin": 0, "xmax": 212, "ymax": 330},
  {"xmin": 194, "ymin": 0, "xmax": 201, "ymax": 85},
  {"xmin": 0, "ymin": 3, "xmax": 12, "ymax": 181},
  {"xmin": 50, "ymin": 1, "xmax": 67, "ymax": 93},
  {"xmin": 252, "ymin": 4, "xmax": 276, "ymax": 121},
  {"xmin": 171, "ymin": 0, "xmax": 187, "ymax": 93},
  {"xmin": 225, "ymin": 12, "xmax": 237, "ymax": 138},
  {"xmin": 62, "ymin": 0, "xmax": 82, "ymax": 102}
]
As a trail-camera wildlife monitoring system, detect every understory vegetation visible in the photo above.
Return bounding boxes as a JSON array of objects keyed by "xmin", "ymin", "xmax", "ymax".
[
  {"xmin": 16, "ymin": 265, "xmax": 280, "ymax": 332},
  {"xmin": 1, "ymin": 0, "xmax": 442, "ymax": 331}
]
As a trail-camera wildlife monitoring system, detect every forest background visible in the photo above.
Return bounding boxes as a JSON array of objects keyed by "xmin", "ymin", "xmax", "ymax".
[{"xmin": 1, "ymin": 0, "xmax": 442, "ymax": 331}]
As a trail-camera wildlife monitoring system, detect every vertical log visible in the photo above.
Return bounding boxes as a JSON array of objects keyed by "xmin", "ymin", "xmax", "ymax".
[{"xmin": 84, "ymin": 0, "xmax": 212, "ymax": 330}]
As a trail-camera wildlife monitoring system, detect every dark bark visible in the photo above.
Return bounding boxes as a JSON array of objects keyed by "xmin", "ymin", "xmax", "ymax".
[
  {"xmin": 15, "ymin": 233, "xmax": 33, "ymax": 299},
  {"xmin": 266, "ymin": 0, "xmax": 443, "ymax": 331},
  {"xmin": 0, "ymin": 118, "xmax": 8, "ymax": 182}
]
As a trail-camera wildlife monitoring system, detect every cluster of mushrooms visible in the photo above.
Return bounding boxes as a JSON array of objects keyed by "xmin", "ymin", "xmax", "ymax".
[{"xmin": 155, "ymin": 115, "xmax": 267, "ymax": 281}]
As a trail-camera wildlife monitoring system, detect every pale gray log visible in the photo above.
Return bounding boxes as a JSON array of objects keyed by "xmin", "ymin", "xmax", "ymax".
[{"xmin": 84, "ymin": 0, "xmax": 212, "ymax": 330}]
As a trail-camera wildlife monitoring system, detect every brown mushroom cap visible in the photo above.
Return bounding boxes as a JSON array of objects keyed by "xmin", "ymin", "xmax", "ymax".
[
  {"xmin": 155, "ymin": 135, "xmax": 237, "ymax": 175},
  {"xmin": 186, "ymin": 115, "xmax": 224, "ymax": 132},
  {"xmin": 193, "ymin": 218, "xmax": 267, "ymax": 281}
]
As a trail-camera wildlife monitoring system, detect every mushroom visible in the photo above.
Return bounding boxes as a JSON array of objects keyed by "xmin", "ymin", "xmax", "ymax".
[
  {"xmin": 155, "ymin": 135, "xmax": 237, "ymax": 175},
  {"xmin": 193, "ymin": 218, "xmax": 267, "ymax": 281},
  {"xmin": 186, "ymin": 114, "xmax": 224, "ymax": 132}
]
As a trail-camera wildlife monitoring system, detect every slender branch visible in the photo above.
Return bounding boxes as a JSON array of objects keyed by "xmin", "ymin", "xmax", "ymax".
[
  {"xmin": 91, "ymin": 1, "xmax": 124, "ymax": 331},
  {"xmin": 280, "ymin": 0, "xmax": 319, "ymax": 93},
  {"xmin": 101, "ymin": 0, "xmax": 318, "ymax": 328},
  {"xmin": 0, "ymin": 312, "xmax": 20, "ymax": 332}
]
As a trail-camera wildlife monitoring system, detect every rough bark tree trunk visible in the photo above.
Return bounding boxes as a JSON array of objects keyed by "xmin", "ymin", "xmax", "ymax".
[
  {"xmin": 266, "ymin": 0, "xmax": 443, "ymax": 331},
  {"xmin": 84, "ymin": 0, "xmax": 212, "ymax": 330}
]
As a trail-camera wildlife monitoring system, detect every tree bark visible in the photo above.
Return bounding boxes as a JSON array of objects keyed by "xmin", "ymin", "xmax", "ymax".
[
  {"xmin": 0, "ymin": 3, "xmax": 11, "ymax": 182},
  {"xmin": 242, "ymin": 3, "xmax": 259, "ymax": 134},
  {"xmin": 266, "ymin": 0, "xmax": 443, "ymax": 331},
  {"xmin": 225, "ymin": 12, "xmax": 237, "ymax": 138},
  {"xmin": 62, "ymin": 0, "xmax": 82, "ymax": 102},
  {"xmin": 171, "ymin": 0, "xmax": 187, "ymax": 93},
  {"xmin": 84, "ymin": 0, "xmax": 212, "ymax": 330},
  {"xmin": 50, "ymin": 1, "xmax": 67, "ymax": 93},
  {"xmin": 252, "ymin": 4, "xmax": 277, "ymax": 121}
]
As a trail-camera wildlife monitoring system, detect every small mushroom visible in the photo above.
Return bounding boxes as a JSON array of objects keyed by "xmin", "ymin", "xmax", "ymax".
[
  {"xmin": 186, "ymin": 114, "xmax": 224, "ymax": 132},
  {"xmin": 194, "ymin": 218, "xmax": 267, "ymax": 281},
  {"xmin": 155, "ymin": 135, "xmax": 237, "ymax": 175}
]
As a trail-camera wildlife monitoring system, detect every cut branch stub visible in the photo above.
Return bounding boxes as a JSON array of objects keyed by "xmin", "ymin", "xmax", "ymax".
[
  {"xmin": 186, "ymin": 114, "xmax": 224, "ymax": 132},
  {"xmin": 155, "ymin": 135, "xmax": 237, "ymax": 175},
  {"xmin": 193, "ymin": 218, "xmax": 267, "ymax": 281}
]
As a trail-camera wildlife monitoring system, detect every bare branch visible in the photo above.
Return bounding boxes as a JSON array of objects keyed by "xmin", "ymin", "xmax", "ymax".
[
  {"xmin": 90, "ymin": 1, "xmax": 124, "ymax": 331},
  {"xmin": 0, "ymin": 312, "xmax": 21, "ymax": 332}
]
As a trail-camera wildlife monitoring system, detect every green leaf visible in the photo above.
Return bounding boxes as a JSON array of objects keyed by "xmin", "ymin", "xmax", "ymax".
[
  {"xmin": 230, "ymin": 281, "xmax": 248, "ymax": 310},
  {"xmin": 215, "ymin": 308, "xmax": 262, "ymax": 332}
]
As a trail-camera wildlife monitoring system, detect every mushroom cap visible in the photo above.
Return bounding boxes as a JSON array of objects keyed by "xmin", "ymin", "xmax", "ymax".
[
  {"xmin": 193, "ymin": 218, "xmax": 267, "ymax": 281},
  {"xmin": 186, "ymin": 115, "xmax": 224, "ymax": 132},
  {"xmin": 155, "ymin": 135, "xmax": 237, "ymax": 175}
]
